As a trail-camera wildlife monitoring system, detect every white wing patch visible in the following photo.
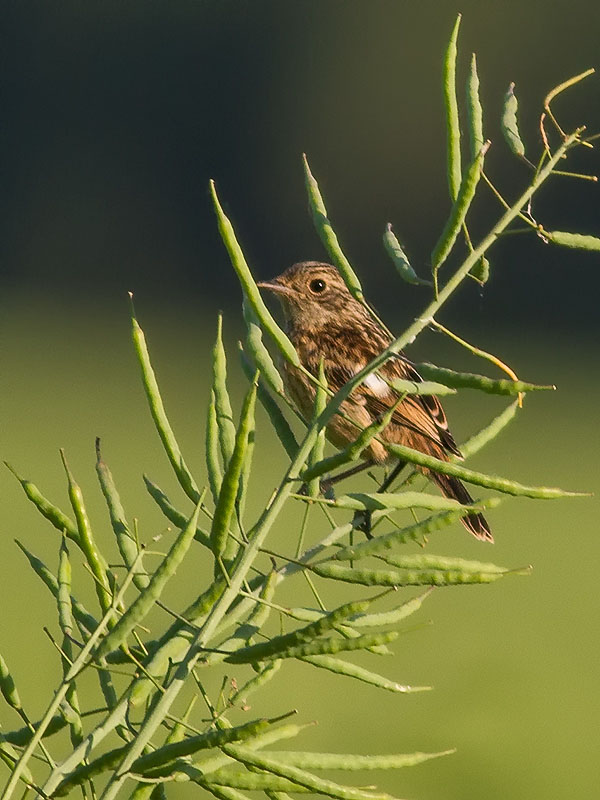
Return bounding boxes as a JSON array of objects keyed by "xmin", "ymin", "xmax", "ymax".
[{"xmin": 362, "ymin": 372, "xmax": 389, "ymax": 397}]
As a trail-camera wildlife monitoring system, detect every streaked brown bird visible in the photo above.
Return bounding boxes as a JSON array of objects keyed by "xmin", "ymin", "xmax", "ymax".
[{"xmin": 257, "ymin": 261, "xmax": 492, "ymax": 541}]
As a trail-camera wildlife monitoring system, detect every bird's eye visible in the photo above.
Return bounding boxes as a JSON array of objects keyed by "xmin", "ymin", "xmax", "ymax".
[{"xmin": 309, "ymin": 278, "xmax": 326, "ymax": 294}]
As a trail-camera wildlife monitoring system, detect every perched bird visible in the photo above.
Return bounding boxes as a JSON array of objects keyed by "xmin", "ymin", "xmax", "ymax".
[{"xmin": 257, "ymin": 261, "xmax": 492, "ymax": 541}]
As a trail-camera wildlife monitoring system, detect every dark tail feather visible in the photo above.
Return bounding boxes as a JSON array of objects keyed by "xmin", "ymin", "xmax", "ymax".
[{"xmin": 430, "ymin": 471, "xmax": 493, "ymax": 542}]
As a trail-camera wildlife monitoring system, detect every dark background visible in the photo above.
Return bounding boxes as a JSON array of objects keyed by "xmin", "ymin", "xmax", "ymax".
[
  {"xmin": 1, "ymin": 3, "xmax": 599, "ymax": 800},
  {"xmin": 1, "ymin": 0, "xmax": 599, "ymax": 332}
]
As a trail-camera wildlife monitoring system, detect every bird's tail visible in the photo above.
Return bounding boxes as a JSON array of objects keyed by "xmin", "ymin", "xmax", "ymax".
[{"xmin": 430, "ymin": 471, "xmax": 493, "ymax": 542}]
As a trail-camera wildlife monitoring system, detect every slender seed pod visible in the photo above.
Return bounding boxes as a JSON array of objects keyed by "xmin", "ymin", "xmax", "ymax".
[
  {"xmin": 16, "ymin": 540, "xmax": 99, "ymax": 634},
  {"xmin": 298, "ymin": 491, "xmax": 487, "ymax": 513},
  {"xmin": 210, "ymin": 181, "xmax": 300, "ymax": 367},
  {"xmin": 210, "ymin": 377, "xmax": 258, "ymax": 558},
  {"xmin": 307, "ymin": 361, "xmax": 327, "ymax": 497},
  {"xmin": 416, "ymin": 362, "xmax": 555, "ymax": 395},
  {"xmin": 0, "ymin": 654, "xmax": 22, "ymax": 712},
  {"xmin": 312, "ymin": 562, "xmax": 529, "ymax": 587},
  {"xmin": 459, "ymin": 400, "xmax": 519, "ymax": 459},
  {"xmin": 444, "ymin": 14, "xmax": 462, "ymax": 201},
  {"xmin": 379, "ymin": 553, "xmax": 507, "ymax": 573},
  {"xmin": 384, "ymin": 441, "xmax": 583, "ymax": 498},
  {"xmin": 466, "ymin": 53, "xmax": 484, "ymax": 159},
  {"xmin": 299, "ymin": 655, "xmax": 428, "ymax": 694},
  {"xmin": 383, "ymin": 224, "xmax": 431, "ymax": 286},
  {"xmin": 60, "ymin": 450, "xmax": 112, "ymax": 614},
  {"xmin": 201, "ymin": 771, "xmax": 303, "ymax": 793},
  {"xmin": 130, "ymin": 301, "xmax": 201, "ymax": 503},
  {"xmin": 212, "ymin": 314, "xmax": 237, "ymax": 467},
  {"xmin": 302, "ymin": 154, "xmax": 364, "ymax": 302},
  {"xmin": 5, "ymin": 462, "xmax": 79, "ymax": 542},
  {"xmin": 334, "ymin": 509, "xmax": 471, "ymax": 561},
  {"xmin": 0, "ymin": 741, "xmax": 34, "ymax": 787},
  {"xmin": 470, "ymin": 255, "xmax": 490, "ymax": 284},
  {"xmin": 95, "ymin": 501, "xmax": 202, "ymax": 660},
  {"xmin": 431, "ymin": 141, "xmax": 490, "ymax": 273},
  {"xmin": 96, "ymin": 439, "xmax": 149, "ymax": 590},
  {"xmin": 142, "ymin": 476, "xmax": 212, "ymax": 549},
  {"xmin": 226, "ymin": 631, "xmax": 398, "ymax": 663},
  {"xmin": 223, "ymin": 743, "xmax": 397, "ymax": 800},
  {"xmin": 502, "ymin": 82, "xmax": 526, "ymax": 158},
  {"xmin": 242, "ymin": 297, "xmax": 285, "ymax": 395},
  {"xmin": 57, "ymin": 537, "xmax": 73, "ymax": 637},
  {"xmin": 388, "ymin": 378, "xmax": 455, "ymax": 396},
  {"xmin": 206, "ymin": 389, "xmax": 224, "ymax": 504},
  {"xmin": 239, "ymin": 345, "xmax": 299, "ymax": 460},
  {"xmin": 240, "ymin": 749, "xmax": 453, "ymax": 771},
  {"xmin": 544, "ymin": 230, "xmax": 600, "ymax": 250}
]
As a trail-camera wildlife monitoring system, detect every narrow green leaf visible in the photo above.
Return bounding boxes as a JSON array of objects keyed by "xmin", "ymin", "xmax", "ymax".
[
  {"xmin": 210, "ymin": 181, "xmax": 300, "ymax": 367},
  {"xmin": 416, "ymin": 362, "xmax": 555, "ymax": 395},
  {"xmin": 131, "ymin": 303, "xmax": 201, "ymax": 503},
  {"xmin": 300, "ymin": 655, "xmax": 429, "ymax": 694},
  {"xmin": 95, "ymin": 501, "xmax": 202, "ymax": 660},
  {"xmin": 444, "ymin": 13, "xmax": 462, "ymax": 201},
  {"xmin": 302, "ymin": 154, "xmax": 364, "ymax": 301}
]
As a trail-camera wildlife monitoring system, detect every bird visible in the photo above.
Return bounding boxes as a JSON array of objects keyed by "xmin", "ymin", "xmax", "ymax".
[{"xmin": 257, "ymin": 261, "xmax": 492, "ymax": 541}]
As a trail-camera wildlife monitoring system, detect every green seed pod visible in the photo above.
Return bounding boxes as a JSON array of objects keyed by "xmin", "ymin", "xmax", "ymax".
[
  {"xmin": 300, "ymin": 654, "xmax": 428, "ymax": 694},
  {"xmin": 210, "ymin": 181, "xmax": 300, "ymax": 368},
  {"xmin": 444, "ymin": 14, "xmax": 462, "ymax": 201},
  {"xmin": 432, "ymin": 141, "xmax": 490, "ymax": 273},
  {"xmin": 460, "ymin": 400, "xmax": 519, "ymax": 459},
  {"xmin": 0, "ymin": 654, "xmax": 22, "ymax": 712},
  {"xmin": 95, "ymin": 501, "xmax": 202, "ymax": 660},
  {"xmin": 239, "ymin": 345, "xmax": 299, "ymax": 460},
  {"xmin": 242, "ymin": 297, "xmax": 285, "ymax": 395},
  {"xmin": 57, "ymin": 537, "xmax": 73, "ymax": 637},
  {"xmin": 5, "ymin": 462, "xmax": 79, "ymax": 542},
  {"xmin": 96, "ymin": 440, "xmax": 149, "ymax": 591},
  {"xmin": 312, "ymin": 562, "xmax": 509, "ymax": 587},
  {"xmin": 131, "ymin": 305, "xmax": 201, "ymax": 503},
  {"xmin": 210, "ymin": 378, "xmax": 258, "ymax": 558},
  {"xmin": 383, "ymin": 224, "xmax": 430, "ymax": 286},
  {"xmin": 416, "ymin": 362, "xmax": 554, "ymax": 395},
  {"xmin": 334, "ymin": 509, "xmax": 469, "ymax": 561},
  {"xmin": 469, "ymin": 255, "xmax": 490, "ymax": 284},
  {"xmin": 143, "ymin": 476, "xmax": 212, "ymax": 549},
  {"xmin": 307, "ymin": 361, "xmax": 327, "ymax": 497},
  {"xmin": 246, "ymin": 748, "xmax": 452, "ymax": 771},
  {"xmin": 60, "ymin": 450, "xmax": 112, "ymax": 615},
  {"xmin": 16, "ymin": 540, "xmax": 99, "ymax": 634},
  {"xmin": 388, "ymin": 378, "xmax": 456, "ymax": 396},
  {"xmin": 0, "ymin": 741, "xmax": 34, "ymax": 787},
  {"xmin": 206, "ymin": 389, "xmax": 224, "ymax": 504},
  {"xmin": 303, "ymin": 154, "xmax": 364, "ymax": 302},
  {"xmin": 212, "ymin": 314, "xmax": 237, "ymax": 467},
  {"xmin": 384, "ymin": 440, "xmax": 582, "ymax": 499},
  {"xmin": 303, "ymin": 490, "xmax": 485, "ymax": 513},
  {"xmin": 502, "ymin": 82, "xmax": 526, "ymax": 158},
  {"xmin": 223, "ymin": 743, "xmax": 396, "ymax": 800},
  {"xmin": 202, "ymin": 771, "xmax": 303, "ymax": 793},
  {"xmin": 544, "ymin": 230, "xmax": 600, "ymax": 250},
  {"xmin": 466, "ymin": 53, "xmax": 484, "ymax": 160}
]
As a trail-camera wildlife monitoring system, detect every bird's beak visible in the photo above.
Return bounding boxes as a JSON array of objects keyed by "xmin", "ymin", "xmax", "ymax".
[{"xmin": 256, "ymin": 279, "xmax": 293, "ymax": 297}]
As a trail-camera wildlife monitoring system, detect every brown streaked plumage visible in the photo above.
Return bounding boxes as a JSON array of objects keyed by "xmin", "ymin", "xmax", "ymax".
[{"xmin": 257, "ymin": 261, "xmax": 492, "ymax": 541}]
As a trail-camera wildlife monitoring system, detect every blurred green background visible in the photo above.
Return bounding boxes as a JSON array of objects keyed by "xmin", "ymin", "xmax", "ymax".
[{"xmin": 1, "ymin": 1, "xmax": 599, "ymax": 798}]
